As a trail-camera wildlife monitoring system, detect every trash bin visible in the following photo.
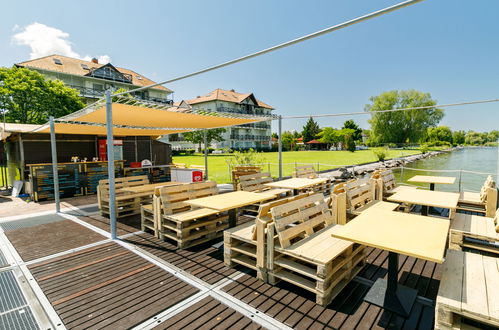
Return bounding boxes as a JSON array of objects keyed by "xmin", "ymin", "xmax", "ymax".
[{"xmin": 170, "ymin": 168, "xmax": 204, "ymax": 183}]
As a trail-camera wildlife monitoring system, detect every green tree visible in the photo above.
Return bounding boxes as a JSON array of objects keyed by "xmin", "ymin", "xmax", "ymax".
[
  {"xmin": 426, "ymin": 126, "xmax": 453, "ymax": 144},
  {"xmin": 302, "ymin": 117, "xmax": 320, "ymax": 143},
  {"xmin": 339, "ymin": 128, "xmax": 356, "ymax": 152},
  {"xmin": 487, "ymin": 130, "xmax": 499, "ymax": 143},
  {"xmin": 281, "ymin": 131, "xmax": 298, "ymax": 151},
  {"xmin": 0, "ymin": 66, "xmax": 84, "ymax": 124},
  {"xmin": 464, "ymin": 131, "xmax": 484, "ymax": 145},
  {"xmin": 366, "ymin": 90, "xmax": 444, "ymax": 144},
  {"xmin": 317, "ymin": 127, "xmax": 341, "ymax": 148},
  {"xmin": 452, "ymin": 130, "xmax": 466, "ymax": 145},
  {"xmin": 342, "ymin": 119, "xmax": 362, "ymax": 141},
  {"xmin": 183, "ymin": 128, "xmax": 226, "ymax": 151}
]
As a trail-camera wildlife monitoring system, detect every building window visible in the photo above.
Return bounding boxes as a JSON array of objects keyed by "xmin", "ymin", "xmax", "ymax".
[
  {"xmin": 81, "ymin": 64, "xmax": 89, "ymax": 70},
  {"xmin": 53, "ymin": 58, "xmax": 62, "ymax": 65}
]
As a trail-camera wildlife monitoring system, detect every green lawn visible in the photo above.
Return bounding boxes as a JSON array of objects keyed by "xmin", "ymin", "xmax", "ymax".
[{"xmin": 173, "ymin": 149, "xmax": 421, "ymax": 183}]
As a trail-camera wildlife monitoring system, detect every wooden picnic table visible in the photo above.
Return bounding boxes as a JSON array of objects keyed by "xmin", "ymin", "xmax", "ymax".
[
  {"xmin": 264, "ymin": 177, "xmax": 329, "ymax": 195},
  {"xmin": 121, "ymin": 182, "xmax": 182, "ymax": 195},
  {"xmin": 387, "ymin": 188, "xmax": 459, "ymax": 216},
  {"xmin": 407, "ymin": 175, "xmax": 456, "ymax": 191},
  {"xmin": 332, "ymin": 209, "xmax": 450, "ymax": 317},
  {"xmin": 185, "ymin": 191, "xmax": 276, "ymax": 227}
]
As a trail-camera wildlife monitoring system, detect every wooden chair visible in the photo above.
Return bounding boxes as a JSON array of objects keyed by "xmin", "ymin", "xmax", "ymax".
[
  {"xmin": 231, "ymin": 166, "xmax": 261, "ymax": 191},
  {"xmin": 98, "ymin": 175, "xmax": 150, "ymax": 218},
  {"xmin": 372, "ymin": 169, "xmax": 415, "ymax": 199},
  {"xmin": 458, "ymin": 176, "xmax": 497, "ymax": 217},
  {"xmin": 449, "ymin": 208, "xmax": 499, "ymax": 255},
  {"xmin": 293, "ymin": 165, "xmax": 318, "ymax": 178},
  {"xmin": 223, "ymin": 193, "xmax": 312, "ymax": 281},
  {"xmin": 157, "ymin": 181, "xmax": 229, "ymax": 248},
  {"xmin": 266, "ymin": 193, "xmax": 366, "ymax": 306},
  {"xmin": 436, "ymin": 249, "xmax": 499, "ymax": 329}
]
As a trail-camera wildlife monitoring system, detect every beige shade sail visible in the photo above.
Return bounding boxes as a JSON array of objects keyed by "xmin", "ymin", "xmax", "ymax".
[{"xmin": 34, "ymin": 98, "xmax": 276, "ymax": 136}]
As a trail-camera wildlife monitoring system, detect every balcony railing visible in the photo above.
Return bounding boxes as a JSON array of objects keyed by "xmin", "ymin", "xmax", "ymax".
[
  {"xmin": 217, "ymin": 107, "xmax": 267, "ymax": 116},
  {"xmin": 69, "ymin": 85, "xmax": 173, "ymax": 104},
  {"xmin": 236, "ymin": 123, "xmax": 271, "ymax": 129},
  {"xmin": 230, "ymin": 135, "xmax": 271, "ymax": 141}
]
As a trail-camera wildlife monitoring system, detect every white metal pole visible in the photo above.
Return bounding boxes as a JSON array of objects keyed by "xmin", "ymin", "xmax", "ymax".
[
  {"xmin": 278, "ymin": 115, "xmax": 282, "ymax": 179},
  {"xmin": 105, "ymin": 90, "xmax": 117, "ymax": 240},
  {"xmin": 49, "ymin": 116, "xmax": 60, "ymax": 213},
  {"xmin": 497, "ymin": 138, "xmax": 499, "ymax": 182},
  {"xmin": 204, "ymin": 129, "xmax": 208, "ymax": 180}
]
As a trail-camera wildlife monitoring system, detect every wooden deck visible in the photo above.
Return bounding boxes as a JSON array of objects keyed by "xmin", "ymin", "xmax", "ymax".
[{"xmin": 0, "ymin": 208, "xmax": 449, "ymax": 329}]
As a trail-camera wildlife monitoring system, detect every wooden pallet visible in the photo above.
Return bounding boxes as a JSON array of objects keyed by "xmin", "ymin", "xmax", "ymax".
[
  {"xmin": 449, "ymin": 212, "xmax": 498, "ymax": 255},
  {"xmin": 157, "ymin": 181, "xmax": 229, "ymax": 248},
  {"xmin": 223, "ymin": 193, "xmax": 313, "ymax": 281},
  {"xmin": 267, "ymin": 193, "xmax": 366, "ymax": 306},
  {"xmin": 231, "ymin": 166, "xmax": 261, "ymax": 191},
  {"xmin": 344, "ymin": 177, "xmax": 377, "ymax": 215},
  {"xmin": 293, "ymin": 165, "xmax": 318, "ymax": 179},
  {"xmin": 436, "ymin": 249, "xmax": 499, "ymax": 330},
  {"xmin": 98, "ymin": 175, "xmax": 150, "ymax": 218}
]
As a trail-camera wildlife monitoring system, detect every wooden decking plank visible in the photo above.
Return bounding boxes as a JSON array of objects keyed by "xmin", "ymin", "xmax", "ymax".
[
  {"xmin": 483, "ymin": 255, "xmax": 499, "ymax": 323},
  {"xmin": 462, "ymin": 252, "xmax": 489, "ymax": 319}
]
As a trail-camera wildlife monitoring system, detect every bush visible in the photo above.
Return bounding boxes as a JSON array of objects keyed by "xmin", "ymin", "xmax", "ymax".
[
  {"xmin": 226, "ymin": 148, "xmax": 267, "ymax": 169},
  {"xmin": 419, "ymin": 143, "xmax": 429, "ymax": 154},
  {"xmin": 185, "ymin": 149, "xmax": 195, "ymax": 155},
  {"xmin": 372, "ymin": 147, "xmax": 388, "ymax": 162}
]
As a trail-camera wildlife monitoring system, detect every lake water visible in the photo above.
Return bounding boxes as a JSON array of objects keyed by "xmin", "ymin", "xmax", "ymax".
[{"xmin": 392, "ymin": 147, "xmax": 498, "ymax": 192}]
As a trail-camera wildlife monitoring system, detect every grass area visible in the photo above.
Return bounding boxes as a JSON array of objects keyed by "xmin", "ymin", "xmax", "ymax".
[{"xmin": 173, "ymin": 149, "xmax": 421, "ymax": 183}]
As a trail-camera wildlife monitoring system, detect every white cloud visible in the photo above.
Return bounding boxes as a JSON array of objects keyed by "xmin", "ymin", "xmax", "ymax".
[{"xmin": 12, "ymin": 22, "xmax": 110, "ymax": 64}]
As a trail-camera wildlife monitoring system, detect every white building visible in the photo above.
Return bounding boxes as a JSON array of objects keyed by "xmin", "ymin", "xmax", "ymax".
[
  {"xmin": 167, "ymin": 89, "xmax": 273, "ymax": 150},
  {"xmin": 16, "ymin": 54, "xmax": 173, "ymax": 104}
]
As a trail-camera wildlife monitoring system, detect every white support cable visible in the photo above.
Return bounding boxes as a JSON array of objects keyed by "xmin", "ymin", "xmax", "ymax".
[
  {"xmin": 281, "ymin": 98, "xmax": 499, "ymax": 119},
  {"xmin": 113, "ymin": 0, "xmax": 425, "ymax": 97}
]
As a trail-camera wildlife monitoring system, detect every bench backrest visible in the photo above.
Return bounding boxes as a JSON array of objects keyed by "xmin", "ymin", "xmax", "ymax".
[
  {"xmin": 328, "ymin": 183, "xmax": 348, "ymax": 225},
  {"xmin": 378, "ymin": 169, "xmax": 397, "ymax": 192},
  {"xmin": 232, "ymin": 166, "xmax": 261, "ymax": 190},
  {"xmin": 159, "ymin": 181, "xmax": 218, "ymax": 215},
  {"xmin": 480, "ymin": 175, "xmax": 496, "ymax": 202},
  {"xmin": 98, "ymin": 175, "xmax": 149, "ymax": 198},
  {"xmin": 270, "ymin": 193, "xmax": 334, "ymax": 248},
  {"xmin": 293, "ymin": 165, "xmax": 318, "ymax": 179},
  {"xmin": 238, "ymin": 172, "xmax": 273, "ymax": 192},
  {"xmin": 345, "ymin": 178, "xmax": 375, "ymax": 212}
]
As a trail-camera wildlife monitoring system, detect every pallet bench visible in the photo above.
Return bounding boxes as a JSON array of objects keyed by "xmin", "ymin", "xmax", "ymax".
[
  {"xmin": 267, "ymin": 193, "xmax": 366, "ymax": 306},
  {"xmin": 223, "ymin": 193, "xmax": 312, "ymax": 281},
  {"xmin": 155, "ymin": 181, "xmax": 229, "ymax": 248},
  {"xmin": 98, "ymin": 175, "xmax": 151, "ymax": 218},
  {"xmin": 293, "ymin": 165, "xmax": 319, "ymax": 179},
  {"xmin": 231, "ymin": 166, "xmax": 261, "ymax": 191},
  {"xmin": 372, "ymin": 169, "xmax": 417, "ymax": 200},
  {"xmin": 457, "ymin": 176, "xmax": 497, "ymax": 218},
  {"xmin": 343, "ymin": 177, "xmax": 398, "ymax": 216},
  {"xmin": 436, "ymin": 249, "xmax": 499, "ymax": 329},
  {"xmin": 449, "ymin": 210, "xmax": 499, "ymax": 255}
]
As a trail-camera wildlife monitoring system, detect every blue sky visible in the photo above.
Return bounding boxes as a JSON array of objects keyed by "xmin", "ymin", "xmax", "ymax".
[{"xmin": 1, "ymin": 0, "xmax": 498, "ymax": 133}]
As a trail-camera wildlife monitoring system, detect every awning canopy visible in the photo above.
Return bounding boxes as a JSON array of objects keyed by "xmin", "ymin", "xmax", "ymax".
[{"xmin": 33, "ymin": 96, "xmax": 277, "ymax": 136}]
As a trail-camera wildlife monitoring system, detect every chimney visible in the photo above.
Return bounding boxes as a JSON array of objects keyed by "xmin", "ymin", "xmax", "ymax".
[
  {"xmin": 230, "ymin": 89, "xmax": 235, "ymax": 92},
  {"xmin": 91, "ymin": 57, "xmax": 98, "ymax": 64}
]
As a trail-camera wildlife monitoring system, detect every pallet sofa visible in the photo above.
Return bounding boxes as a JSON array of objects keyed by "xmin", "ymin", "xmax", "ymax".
[
  {"xmin": 372, "ymin": 169, "xmax": 415, "ymax": 200},
  {"xmin": 435, "ymin": 249, "xmax": 499, "ymax": 329},
  {"xmin": 231, "ymin": 166, "xmax": 261, "ymax": 191},
  {"xmin": 449, "ymin": 208, "xmax": 499, "ymax": 255},
  {"xmin": 238, "ymin": 172, "xmax": 291, "ymax": 196},
  {"xmin": 266, "ymin": 193, "xmax": 366, "ymax": 306},
  {"xmin": 342, "ymin": 177, "xmax": 399, "ymax": 216},
  {"xmin": 457, "ymin": 175, "xmax": 497, "ymax": 218},
  {"xmin": 148, "ymin": 181, "xmax": 229, "ymax": 248},
  {"xmin": 223, "ymin": 193, "xmax": 312, "ymax": 281},
  {"xmin": 293, "ymin": 165, "xmax": 318, "ymax": 179},
  {"xmin": 98, "ymin": 175, "xmax": 151, "ymax": 218}
]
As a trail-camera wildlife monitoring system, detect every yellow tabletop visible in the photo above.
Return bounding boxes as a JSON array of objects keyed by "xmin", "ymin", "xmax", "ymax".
[
  {"xmin": 122, "ymin": 182, "xmax": 182, "ymax": 194},
  {"xmin": 184, "ymin": 191, "xmax": 276, "ymax": 211},
  {"xmin": 332, "ymin": 210, "xmax": 450, "ymax": 263},
  {"xmin": 387, "ymin": 189, "xmax": 459, "ymax": 209},
  {"xmin": 408, "ymin": 175, "xmax": 456, "ymax": 185},
  {"xmin": 264, "ymin": 177, "xmax": 328, "ymax": 190}
]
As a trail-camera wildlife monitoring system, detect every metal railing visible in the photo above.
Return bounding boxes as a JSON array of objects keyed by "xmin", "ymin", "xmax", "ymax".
[
  {"xmin": 229, "ymin": 135, "xmax": 271, "ymax": 141},
  {"xmin": 217, "ymin": 107, "xmax": 268, "ymax": 116},
  {"xmin": 68, "ymin": 85, "xmax": 173, "ymax": 104}
]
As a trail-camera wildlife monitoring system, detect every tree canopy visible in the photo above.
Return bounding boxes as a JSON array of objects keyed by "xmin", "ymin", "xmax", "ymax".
[
  {"xmin": 426, "ymin": 126, "xmax": 452, "ymax": 144},
  {"xmin": 342, "ymin": 119, "xmax": 362, "ymax": 141},
  {"xmin": 366, "ymin": 90, "xmax": 443, "ymax": 145},
  {"xmin": 183, "ymin": 128, "xmax": 226, "ymax": 151},
  {"xmin": 302, "ymin": 117, "xmax": 320, "ymax": 143},
  {"xmin": 0, "ymin": 66, "xmax": 84, "ymax": 124}
]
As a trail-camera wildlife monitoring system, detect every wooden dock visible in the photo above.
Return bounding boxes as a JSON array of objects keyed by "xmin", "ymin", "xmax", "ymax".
[{"xmin": 0, "ymin": 206, "xmax": 452, "ymax": 329}]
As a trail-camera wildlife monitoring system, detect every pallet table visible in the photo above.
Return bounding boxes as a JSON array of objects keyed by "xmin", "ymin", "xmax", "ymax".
[
  {"xmin": 332, "ymin": 209, "xmax": 450, "ymax": 317},
  {"xmin": 388, "ymin": 189, "xmax": 459, "ymax": 217},
  {"xmin": 264, "ymin": 177, "xmax": 330, "ymax": 195},
  {"xmin": 407, "ymin": 175, "xmax": 456, "ymax": 191},
  {"xmin": 185, "ymin": 191, "xmax": 276, "ymax": 227}
]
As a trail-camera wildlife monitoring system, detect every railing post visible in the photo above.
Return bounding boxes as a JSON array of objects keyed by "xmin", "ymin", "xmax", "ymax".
[
  {"xmin": 458, "ymin": 169, "xmax": 462, "ymax": 192},
  {"xmin": 105, "ymin": 90, "xmax": 117, "ymax": 240},
  {"xmin": 400, "ymin": 165, "xmax": 404, "ymax": 184},
  {"xmin": 278, "ymin": 115, "xmax": 282, "ymax": 179},
  {"xmin": 49, "ymin": 116, "xmax": 60, "ymax": 213}
]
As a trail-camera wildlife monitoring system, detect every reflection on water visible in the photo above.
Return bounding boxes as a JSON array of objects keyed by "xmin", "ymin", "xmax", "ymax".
[{"xmin": 393, "ymin": 147, "xmax": 497, "ymax": 192}]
